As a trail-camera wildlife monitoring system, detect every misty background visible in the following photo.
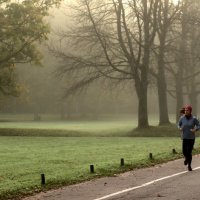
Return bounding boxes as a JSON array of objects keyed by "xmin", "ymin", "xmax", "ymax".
[{"xmin": 1, "ymin": 0, "xmax": 200, "ymax": 125}]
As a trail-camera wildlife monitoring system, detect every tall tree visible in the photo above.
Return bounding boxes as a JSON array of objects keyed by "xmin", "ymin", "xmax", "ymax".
[
  {"xmin": 51, "ymin": 0, "xmax": 159, "ymax": 128},
  {"xmin": 152, "ymin": 0, "xmax": 180, "ymax": 125},
  {"xmin": 166, "ymin": 0, "xmax": 200, "ymax": 120},
  {"xmin": 175, "ymin": 0, "xmax": 189, "ymax": 119},
  {"xmin": 0, "ymin": 0, "xmax": 61, "ymax": 97},
  {"xmin": 184, "ymin": 0, "xmax": 200, "ymax": 116}
]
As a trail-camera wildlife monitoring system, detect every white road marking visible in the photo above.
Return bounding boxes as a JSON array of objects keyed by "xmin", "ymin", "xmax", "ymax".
[{"xmin": 93, "ymin": 166, "xmax": 200, "ymax": 200}]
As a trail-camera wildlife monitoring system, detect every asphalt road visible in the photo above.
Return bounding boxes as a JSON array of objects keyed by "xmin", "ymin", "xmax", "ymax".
[
  {"xmin": 23, "ymin": 154, "xmax": 200, "ymax": 200},
  {"xmin": 108, "ymin": 169, "xmax": 200, "ymax": 200}
]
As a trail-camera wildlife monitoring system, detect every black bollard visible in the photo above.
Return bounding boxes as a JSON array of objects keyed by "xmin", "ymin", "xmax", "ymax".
[
  {"xmin": 90, "ymin": 165, "xmax": 94, "ymax": 173},
  {"xmin": 41, "ymin": 174, "xmax": 45, "ymax": 185},
  {"xmin": 149, "ymin": 153, "xmax": 153, "ymax": 160},
  {"xmin": 120, "ymin": 158, "xmax": 124, "ymax": 166},
  {"xmin": 172, "ymin": 148, "xmax": 177, "ymax": 154}
]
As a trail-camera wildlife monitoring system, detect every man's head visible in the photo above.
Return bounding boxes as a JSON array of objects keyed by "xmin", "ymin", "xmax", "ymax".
[{"xmin": 185, "ymin": 105, "xmax": 192, "ymax": 115}]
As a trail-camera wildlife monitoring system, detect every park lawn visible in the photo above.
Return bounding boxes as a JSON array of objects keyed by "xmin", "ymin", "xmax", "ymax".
[
  {"xmin": 0, "ymin": 120, "xmax": 135, "ymax": 133},
  {"xmin": 1, "ymin": 136, "xmax": 200, "ymax": 199},
  {"xmin": 0, "ymin": 115, "xmax": 141, "ymax": 137},
  {"xmin": 0, "ymin": 114, "xmax": 177, "ymax": 137},
  {"xmin": 0, "ymin": 113, "xmax": 176, "ymax": 131}
]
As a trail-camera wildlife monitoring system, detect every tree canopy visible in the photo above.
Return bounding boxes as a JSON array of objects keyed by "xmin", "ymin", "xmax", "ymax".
[
  {"xmin": 51, "ymin": 0, "xmax": 200, "ymax": 128},
  {"xmin": 0, "ymin": 0, "xmax": 61, "ymax": 96}
]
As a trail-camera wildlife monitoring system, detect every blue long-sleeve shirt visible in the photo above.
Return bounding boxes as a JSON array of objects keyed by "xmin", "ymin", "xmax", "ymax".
[{"xmin": 178, "ymin": 115, "xmax": 200, "ymax": 139}]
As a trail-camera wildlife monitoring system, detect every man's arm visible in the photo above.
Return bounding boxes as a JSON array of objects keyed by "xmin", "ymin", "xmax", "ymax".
[{"xmin": 177, "ymin": 117, "xmax": 183, "ymax": 130}]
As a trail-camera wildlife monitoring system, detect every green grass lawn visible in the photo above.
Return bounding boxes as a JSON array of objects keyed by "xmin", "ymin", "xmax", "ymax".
[
  {"xmin": 0, "ymin": 120, "xmax": 135, "ymax": 132},
  {"xmin": 0, "ymin": 113, "xmax": 176, "ymax": 130},
  {"xmin": 0, "ymin": 113, "xmax": 177, "ymax": 137},
  {"xmin": 0, "ymin": 113, "xmax": 189, "ymax": 199},
  {"xmin": 0, "ymin": 114, "xmax": 140, "ymax": 137},
  {"xmin": 1, "ymin": 136, "xmax": 200, "ymax": 199}
]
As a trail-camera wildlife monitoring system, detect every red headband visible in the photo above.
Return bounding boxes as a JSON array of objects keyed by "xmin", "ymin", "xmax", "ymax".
[{"xmin": 185, "ymin": 105, "xmax": 192, "ymax": 112}]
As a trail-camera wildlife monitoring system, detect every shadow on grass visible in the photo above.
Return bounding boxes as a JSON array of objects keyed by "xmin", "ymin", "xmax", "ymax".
[
  {"xmin": 128, "ymin": 123, "xmax": 179, "ymax": 137},
  {"xmin": 0, "ymin": 124, "xmax": 179, "ymax": 137}
]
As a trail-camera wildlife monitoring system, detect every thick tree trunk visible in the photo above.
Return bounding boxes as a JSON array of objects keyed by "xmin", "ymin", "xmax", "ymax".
[
  {"xmin": 157, "ymin": 76, "xmax": 170, "ymax": 125},
  {"xmin": 134, "ymin": 66, "xmax": 149, "ymax": 129},
  {"xmin": 136, "ymin": 56, "xmax": 149, "ymax": 128},
  {"xmin": 157, "ymin": 40, "xmax": 170, "ymax": 125},
  {"xmin": 136, "ymin": 1, "xmax": 151, "ymax": 129},
  {"xmin": 176, "ymin": 75, "xmax": 183, "ymax": 122},
  {"xmin": 189, "ymin": 93, "xmax": 197, "ymax": 116},
  {"xmin": 138, "ymin": 85, "xmax": 149, "ymax": 128},
  {"xmin": 176, "ymin": 4, "xmax": 187, "ymax": 122},
  {"xmin": 188, "ymin": 81, "xmax": 197, "ymax": 116},
  {"xmin": 187, "ymin": 47, "xmax": 197, "ymax": 116}
]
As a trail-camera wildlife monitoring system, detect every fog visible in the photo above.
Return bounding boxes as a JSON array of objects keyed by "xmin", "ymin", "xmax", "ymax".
[
  {"xmin": 1, "ymin": 0, "xmax": 200, "ymax": 125},
  {"xmin": 1, "ymin": 49, "xmax": 177, "ymax": 119}
]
